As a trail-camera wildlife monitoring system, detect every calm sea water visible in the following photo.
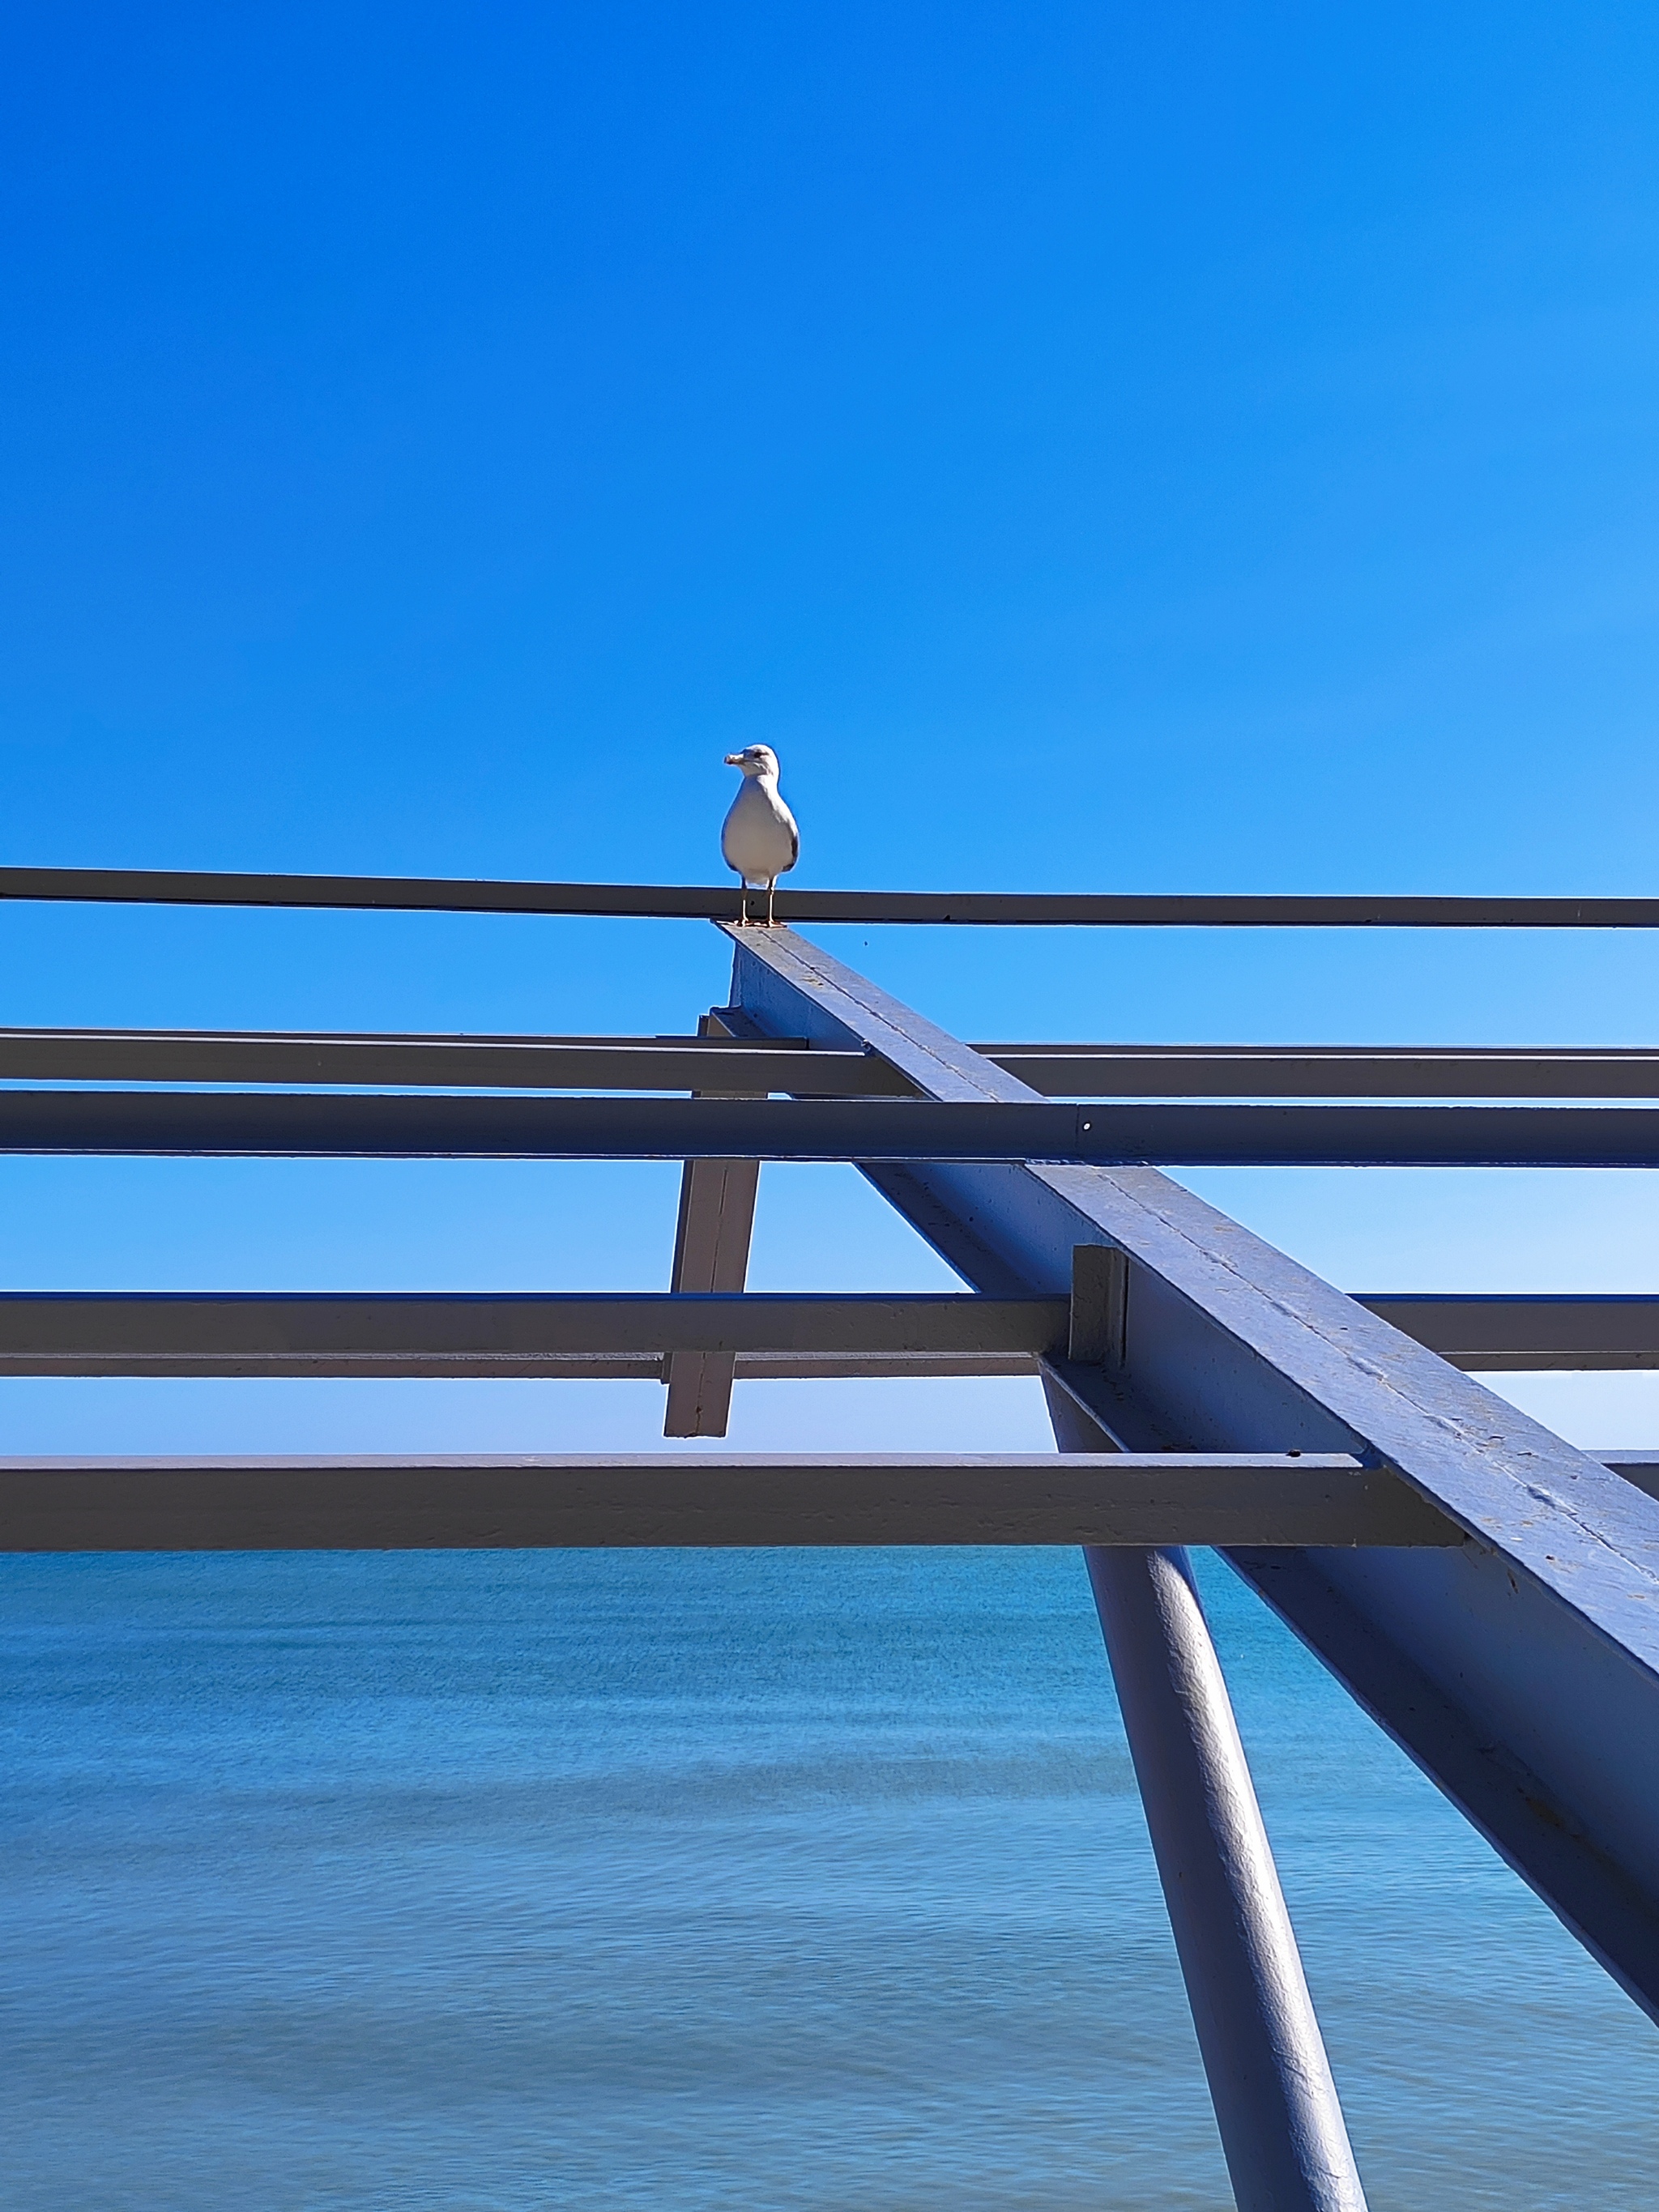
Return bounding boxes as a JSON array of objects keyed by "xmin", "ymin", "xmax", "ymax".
[{"xmin": 5, "ymin": 1547, "xmax": 1657, "ymax": 2210}]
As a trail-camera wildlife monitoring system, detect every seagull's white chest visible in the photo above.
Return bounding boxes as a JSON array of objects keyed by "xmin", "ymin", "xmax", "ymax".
[{"xmin": 721, "ymin": 776, "xmax": 798, "ymax": 884}]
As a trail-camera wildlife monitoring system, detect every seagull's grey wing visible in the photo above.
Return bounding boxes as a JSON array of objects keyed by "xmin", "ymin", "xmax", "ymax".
[{"xmin": 787, "ymin": 821, "xmax": 800, "ymax": 870}]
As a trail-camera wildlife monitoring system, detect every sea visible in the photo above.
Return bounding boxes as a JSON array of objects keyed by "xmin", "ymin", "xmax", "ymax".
[{"xmin": 6, "ymin": 1544, "xmax": 1658, "ymax": 2211}]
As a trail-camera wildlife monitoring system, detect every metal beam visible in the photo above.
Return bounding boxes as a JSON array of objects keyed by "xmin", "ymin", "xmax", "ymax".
[
  {"xmin": 1602, "ymin": 1456, "xmax": 1659, "ymax": 1502},
  {"xmin": 1052, "ymin": 1390, "xmax": 1370, "ymax": 2212},
  {"xmin": 4, "ymin": 1290, "xmax": 1657, "ymax": 1376},
  {"xmin": 13, "ymin": 1088, "xmax": 1659, "ymax": 1162},
  {"xmin": 6, "ymin": 863, "xmax": 1659, "ymax": 927},
  {"xmin": 0, "ymin": 1450, "xmax": 1453, "ymax": 1552},
  {"xmin": 724, "ymin": 922, "xmax": 1659, "ymax": 2028},
  {"xmin": 991, "ymin": 1043, "xmax": 1659, "ymax": 1099},
  {"xmin": 15, "ymin": 1025, "xmax": 1659, "ymax": 1100},
  {"xmin": 663, "ymin": 1011, "xmax": 765, "ymax": 1437},
  {"xmin": 0, "ymin": 1291, "xmax": 1068, "ymax": 1376},
  {"xmin": 1358, "ymin": 1295, "xmax": 1659, "ymax": 1370},
  {"xmin": 0, "ymin": 1026, "xmax": 913, "ymax": 1096}
]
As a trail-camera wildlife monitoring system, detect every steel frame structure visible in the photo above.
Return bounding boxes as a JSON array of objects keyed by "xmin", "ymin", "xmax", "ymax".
[{"xmin": 8, "ymin": 868, "xmax": 1659, "ymax": 2210}]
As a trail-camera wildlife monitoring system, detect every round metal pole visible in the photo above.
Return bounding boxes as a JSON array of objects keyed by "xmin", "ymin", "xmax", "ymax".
[{"xmin": 1051, "ymin": 1406, "xmax": 1367, "ymax": 2210}]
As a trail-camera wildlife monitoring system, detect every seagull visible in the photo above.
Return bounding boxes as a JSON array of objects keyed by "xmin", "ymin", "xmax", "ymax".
[{"xmin": 721, "ymin": 744, "xmax": 799, "ymax": 925}]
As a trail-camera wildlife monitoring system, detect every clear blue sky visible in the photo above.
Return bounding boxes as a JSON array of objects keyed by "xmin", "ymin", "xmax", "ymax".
[{"xmin": 3, "ymin": 2, "xmax": 1659, "ymax": 1455}]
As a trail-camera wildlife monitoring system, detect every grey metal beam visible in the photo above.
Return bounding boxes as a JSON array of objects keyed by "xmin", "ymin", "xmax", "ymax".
[
  {"xmin": 0, "ymin": 1450, "xmax": 1453, "ymax": 1552},
  {"xmin": 0, "ymin": 1291, "xmax": 1068, "ymax": 1376},
  {"xmin": 725, "ymin": 923, "xmax": 1659, "ymax": 2027},
  {"xmin": 665, "ymin": 1010, "xmax": 767, "ymax": 1436},
  {"xmin": 990, "ymin": 1044, "xmax": 1659, "ymax": 1099},
  {"xmin": 16, "ymin": 1025, "xmax": 1659, "ymax": 1100},
  {"xmin": 1602, "ymin": 1457, "xmax": 1659, "ymax": 1502},
  {"xmin": 1358, "ymin": 1295, "xmax": 1659, "ymax": 1370},
  {"xmin": 6, "ymin": 863, "xmax": 1659, "ymax": 926},
  {"xmin": 14, "ymin": 1089, "xmax": 1659, "ymax": 1162},
  {"xmin": 5, "ymin": 1288, "xmax": 1657, "ymax": 1376},
  {"xmin": 1052, "ymin": 1387, "xmax": 1369, "ymax": 2212},
  {"xmin": 0, "ymin": 1026, "xmax": 912, "ymax": 1096},
  {"xmin": 0, "ymin": 1349, "xmax": 1040, "ymax": 1381}
]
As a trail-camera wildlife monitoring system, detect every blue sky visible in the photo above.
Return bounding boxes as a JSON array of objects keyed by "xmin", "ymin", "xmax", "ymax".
[{"xmin": 4, "ymin": 2, "xmax": 1659, "ymax": 1455}]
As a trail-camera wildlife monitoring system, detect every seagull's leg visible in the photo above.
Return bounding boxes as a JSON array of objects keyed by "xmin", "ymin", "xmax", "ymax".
[{"xmin": 766, "ymin": 878, "xmax": 776, "ymax": 927}]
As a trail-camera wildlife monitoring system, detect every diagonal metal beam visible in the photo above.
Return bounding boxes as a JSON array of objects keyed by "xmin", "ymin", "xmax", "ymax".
[
  {"xmin": 726, "ymin": 921, "xmax": 1659, "ymax": 2034},
  {"xmin": 1050, "ymin": 1379, "xmax": 1370, "ymax": 2212},
  {"xmin": 719, "ymin": 927, "xmax": 1375, "ymax": 2211}
]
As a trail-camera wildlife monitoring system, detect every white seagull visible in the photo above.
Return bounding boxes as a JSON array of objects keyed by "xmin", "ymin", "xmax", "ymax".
[{"xmin": 721, "ymin": 744, "xmax": 799, "ymax": 925}]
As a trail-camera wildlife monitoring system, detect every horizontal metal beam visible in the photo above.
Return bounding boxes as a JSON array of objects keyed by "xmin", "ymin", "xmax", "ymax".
[
  {"xmin": 6, "ymin": 864, "xmax": 1659, "ymax": 927},
  {"xmin": 0, "ymin": 1027, "xmax": 915, "ymax": 1097},
  {"xmin": 12, "ymin": 1089, "xmax": 1659, "ymax": 1163},
  {"xmin": 0, "ymin": 1292, "xmax": 1067, "ymax": 1377},
  {"xmin": 13, "ymin": 1026, "xmax": 1659, "ymax": 1101},
  {"xmin": 6, "ymin": 1291, "xmax": 1659, "ymax": 1378},
  {"xmin": 1359, "ymin": 1295, "xmax": 1659, "ymax": 1370},
  {"xmin": 991, "ymin": 1044, "xmax": 1659, "ymax": 1099},
  {"xmin": 0, "ymin": 1353, "xmax": 1046, "ymax": 1381},
  {"xmin": 1601, "ymin": 1456, "xmax": 1659, "ymax": 1502},
  {"xmin": 0, "ymin": 1451, "xmax": 1456, "ymax": 1550}
]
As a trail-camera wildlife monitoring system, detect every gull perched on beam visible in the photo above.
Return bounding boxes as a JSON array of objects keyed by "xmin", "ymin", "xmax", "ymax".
[{"xmin": 721, "ymin": 744, "xmax": 799, "ymax": 925}]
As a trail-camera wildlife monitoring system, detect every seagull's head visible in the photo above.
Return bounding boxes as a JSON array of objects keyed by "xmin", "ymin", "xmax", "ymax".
[{"xmin": 723, "ymin": 744, "xmax": 779, "ymax": 780}]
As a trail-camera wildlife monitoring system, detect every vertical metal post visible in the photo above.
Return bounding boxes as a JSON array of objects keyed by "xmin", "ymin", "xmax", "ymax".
[
  {"xmin": 1050, "ymin": 1381, "xmax": 1368, "ymax": 2212},
  {"xmin": 663, "ymin": 1012, "xmax": 762, "ymax": 1437}
]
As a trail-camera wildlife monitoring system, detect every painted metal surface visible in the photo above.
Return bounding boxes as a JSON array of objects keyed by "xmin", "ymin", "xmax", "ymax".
[
  {"xmin": 724, "ymin": 922, "xmax": 1659, "ymax": 2030},
  {"xmin": 992, "ymin": 1042, "xmax": 1659, "ymax": 1097},
  {"xmin": 14, "ymin": 1087, "xmax": 1659, "ymax": 1163},
  {"xmin": 20, "ymin": 1024, "xmax": 1659, "ymax": 1098},
  {"xmin": 6, "ymin": 862, "xmax": 1659, "ymax": 926},
  {"xmin": 1077, "ymin": 1519, "xmax": 1369, "ymax": 2210},
  {"xmin": 9, "ymin": 1288, "xmax": 1659, "ymax": 1379},
  {"xmin": 0, "ymin": 1290, "xmax": 1069, "ymax": 1375},
  {"xmin": 0, "ymin": 1026, "xmax": 909, "ymax": 1095},
  {"xmin": 663, "ymin": 1009, "xmax": 766, "ymax": 1437},
  {"xmin": 1603, "ymin": 1456, "xmax": 1659, "ymax": 1501},
  {"xmin": 0, "ymin": 1449, "xmax": 1448, "ymax": 1552},
  {"xmin": 1358, "ymin": 1294, "xmax": 1659, "ymax": 1370}
]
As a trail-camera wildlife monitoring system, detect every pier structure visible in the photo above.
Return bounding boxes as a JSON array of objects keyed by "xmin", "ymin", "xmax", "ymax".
[{"xmin": 8, "ymin": 866, "xmax": 1659, "ymax": 2210}]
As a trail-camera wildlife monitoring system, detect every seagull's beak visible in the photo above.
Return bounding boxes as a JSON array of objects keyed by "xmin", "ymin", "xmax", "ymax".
[{"xmin": 723, "ymin": 752, "xmax": 743, "ymax": 766}]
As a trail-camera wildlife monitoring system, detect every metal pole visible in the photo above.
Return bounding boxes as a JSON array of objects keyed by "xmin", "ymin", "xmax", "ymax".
[{"xmin": 1049, "ymin": 1388, "xmax": 1367, "ymax": 2211}]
